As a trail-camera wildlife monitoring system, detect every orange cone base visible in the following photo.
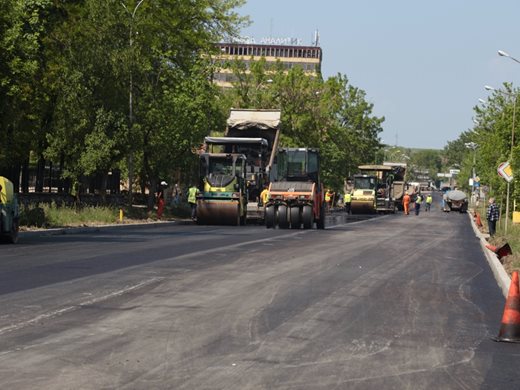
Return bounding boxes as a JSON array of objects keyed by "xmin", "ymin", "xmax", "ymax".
[{"xmin": 493, "ymin": 324, "xmax": 520, "ymax": 343}]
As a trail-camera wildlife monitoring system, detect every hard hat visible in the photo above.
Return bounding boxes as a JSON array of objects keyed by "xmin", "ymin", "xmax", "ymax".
[{"xmin": 160, "ymin": 181, "xmax": 168, "ymax": 186}]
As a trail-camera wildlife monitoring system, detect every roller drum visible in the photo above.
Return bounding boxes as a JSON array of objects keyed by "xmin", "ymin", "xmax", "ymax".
[
  {"xmin": 196, "ymin": 200, "xmax": 240, "ymax": 225},
  {"xmin": 350, "ymin": 201, "xmax": 375, "ymax": 214}
]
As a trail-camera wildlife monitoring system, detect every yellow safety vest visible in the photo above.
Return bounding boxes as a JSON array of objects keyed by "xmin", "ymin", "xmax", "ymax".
[
  {"xmin": 188, "ymin": 186, "xmax": 198, "ymax": 204},
  {"xmin": 260, "ymin": 189, "xmax": 269, "ymax": 204},
  {"xmin": 345, "ymin": 193, "xmax": 352, "ymax": 203}
]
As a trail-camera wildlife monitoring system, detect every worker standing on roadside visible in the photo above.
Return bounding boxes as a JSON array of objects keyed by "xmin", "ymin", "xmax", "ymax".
[
  {"xmin": 402, "ymin": 191, "xmax": 411, "ymax": 215},
  {"xmin": 425, "ymin": 194, "xmax": 433, "ymax": 212},
  {"xmin": 344, "ymin": 191, "xmax": 352, "ymax": 214},
  {"xmin": 486, "ymin": 197, "xmax": 499, "ymax": 236},
  {"xmin": 187, "ymin": 184, "xmax": 199, "ymax": 221},
  {"xmin": 325, "ymin": 189, "xmax": 332, "ymax": 211},
  {"xmin": 415, "ymin": 193, "xmax": 423, "ymax": 215},
  {"xmin": 156, "ymin": 181, "xmax": 168, "ymax": 220}
]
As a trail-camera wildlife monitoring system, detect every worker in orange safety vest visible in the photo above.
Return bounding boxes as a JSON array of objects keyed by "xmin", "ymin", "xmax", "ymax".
[{"xmin": 402, "ymin": 191, "xmax": 411, "ymax": 215}]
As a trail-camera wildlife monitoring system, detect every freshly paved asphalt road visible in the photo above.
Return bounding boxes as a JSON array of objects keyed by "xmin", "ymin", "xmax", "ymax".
[{"xmin": 0, "ymin": 202, "xmax": 519, "ymax": 389}]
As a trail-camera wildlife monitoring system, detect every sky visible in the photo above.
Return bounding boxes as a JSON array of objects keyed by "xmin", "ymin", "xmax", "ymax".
[{"xmin": 237, "ymin": 0, "xmax": 520, "ymax": 150}]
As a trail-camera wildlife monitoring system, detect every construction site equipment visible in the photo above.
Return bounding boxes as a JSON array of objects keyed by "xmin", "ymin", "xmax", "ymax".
[
  {"xmin": 265, "ymin": 148, "xmax": 325, "ymax": 229},
  {"xmin": 195, "ymin": 109, "xmax": 281, "ymax": 225},
  {"xmin": 445, "ymin": 189, "xmax": 468, "ymax": 213},
  {"xmin": 350, "ymin": 164, "xmax": 406, "ymax": 214},
  {"xmin": 225, "ymin": 109, "xmax": 281, "ymax": 221},
  {"xmin": 196, "ymin": 149, "xmax": 248, "ymax": 225},
  {"xmin": 0, "ymin": 176, "xmax": 19, "ymax": 243}
]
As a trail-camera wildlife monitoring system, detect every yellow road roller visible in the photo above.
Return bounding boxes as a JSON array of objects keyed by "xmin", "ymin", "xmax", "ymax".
[
  {"xmin": 196, "ymin": 152, "xmax": 248, "ymax": 226},
  {"xmin": 0, "ymin": 176, "xmax": 19, "ymax": 243}
]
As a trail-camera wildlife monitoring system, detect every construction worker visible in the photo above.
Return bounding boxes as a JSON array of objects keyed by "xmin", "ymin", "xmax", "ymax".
[
  {"xmin": 344, "ymin": 191, "xmax": 352, "ymax": 214},
  {"xmin": 187, "ymin": 184, "xmax": 199, "ymax": 221},
  {"xmin": 325, "ymin": 189, "xmax": 333, "ymax": 211},
  {"xmin": 425, "ymin": 194, "xmax": 433, "ymax": 212},
  {"xmin": 415, "ymin": 192, "xmax": 423, "ymax": 216},
  {"xmin": 260, "ymin": 184, "xmax": 269, "ymax": 206},
  {"xmin": 402, "ymin": 191, "xmax": 411, "ymax": 215},
  {"xmin": 156, "ymin": 180, "xmax": 168, "ymax": 219}
]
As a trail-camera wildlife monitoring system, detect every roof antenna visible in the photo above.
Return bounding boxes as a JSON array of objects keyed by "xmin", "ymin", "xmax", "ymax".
[{"xmin": 313, "ymin": 29, "xmax": 320, "ymax": 46}]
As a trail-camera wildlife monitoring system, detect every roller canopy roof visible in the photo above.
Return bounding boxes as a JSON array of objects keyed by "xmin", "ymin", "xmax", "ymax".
[
  {"xmin": 358, "ymin": 164, "xmax": 394, "ymax": 171},
  {"xmin": 227, "ymin": 109, "xmax": 281, "ymax": 130},
  {"xmin": 204, "ymin": 137, "xmax": 268, "ymax": 146}
]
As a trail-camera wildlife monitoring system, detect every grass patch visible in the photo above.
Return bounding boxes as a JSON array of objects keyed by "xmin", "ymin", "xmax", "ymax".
[
  {"xmin": 20, "ymin": 203, "xmax": 118, "ymax": 228},
  {"xmin": 20, "ymin": 202, "xmax": 193, "ymax": 229}
]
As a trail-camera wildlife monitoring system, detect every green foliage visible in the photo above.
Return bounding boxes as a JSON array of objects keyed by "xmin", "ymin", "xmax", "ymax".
[
  {"xmin": 448, "ymin": 83, "xmax": 519, "ymax": 205},
  {"xmin": 221, "ymin": 60, "xmax": 385, "ymax": 193}
]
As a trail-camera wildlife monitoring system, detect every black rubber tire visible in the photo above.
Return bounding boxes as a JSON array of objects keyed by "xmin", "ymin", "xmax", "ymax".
[
  {"xmin": 290, "ymin": 206, "xmax": 301, "ymax": 229},
  {"xmin": 265, "ymin": 206, "xmax": 275, "ymax": 228},
  {"xmin": 317, "ymin": 203, "xmax": 325, "ymax": 229},
  {"xmin": 277, "ymin": 205, "xmax": 289, "ymax": 229},
  {"xmin": 302, "ymin": 205, "xmax": 313, "ymax": 229}
]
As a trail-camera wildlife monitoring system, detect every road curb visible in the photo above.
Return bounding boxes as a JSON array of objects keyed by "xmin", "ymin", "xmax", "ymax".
[
  {"xmin": 19, "ymin": 219, "xmax": 193, "ymax": 238},
  {"xmin": 468, "ymin": 212, "xmax": 510, "ymax": 297}
]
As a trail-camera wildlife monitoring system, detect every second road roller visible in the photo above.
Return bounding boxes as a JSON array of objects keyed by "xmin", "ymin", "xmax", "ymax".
[{"xmin": 265, "ymin": 148, "xmax": 325, "ymax": 229}]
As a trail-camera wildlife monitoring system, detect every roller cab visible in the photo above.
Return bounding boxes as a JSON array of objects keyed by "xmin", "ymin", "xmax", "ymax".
[{"xmin": 196, "ymin": 153, "xmax": 247, "ymax": 225}]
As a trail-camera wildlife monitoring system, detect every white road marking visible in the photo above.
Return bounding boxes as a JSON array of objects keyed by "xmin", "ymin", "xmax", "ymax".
[{"xmin": 0, "ymin": 277, "xmax": 164, "ymax": 336}]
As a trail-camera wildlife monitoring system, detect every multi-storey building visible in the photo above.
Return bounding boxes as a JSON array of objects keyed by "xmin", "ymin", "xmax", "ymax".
[{"xmin": 213, "ymin": 40, "xmax": 322, "ymax": 88}]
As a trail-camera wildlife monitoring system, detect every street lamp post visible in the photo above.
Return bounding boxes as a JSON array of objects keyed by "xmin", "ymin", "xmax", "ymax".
[
  {"xmin": 485, "ymin": 83, "xmax": 517, "ymax": 232},
  {"xmin": 121, "ymin": 0, "xmax": 146, "ymax": 203},
  {"xmin": 465, "ymin": 142, "xmax": 478, "ymax": 203}
]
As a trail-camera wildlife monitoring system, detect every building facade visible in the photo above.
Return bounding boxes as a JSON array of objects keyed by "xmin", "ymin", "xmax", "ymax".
[{"xmin": 213, "ymin": 42, "xmax": 322, "ymax": 88}]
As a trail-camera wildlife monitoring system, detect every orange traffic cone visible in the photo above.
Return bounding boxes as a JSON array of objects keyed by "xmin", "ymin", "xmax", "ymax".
[
  {"xmin": 494, "ymin": 271, "xmax": 520, "ymax": 342},
  {"xmin": 475, "ymin": 212, "xmax": 483, "ymax": 227},
  {"xmin": 486, "ymin": 244, "xmax": 498, "ymax": 252}
]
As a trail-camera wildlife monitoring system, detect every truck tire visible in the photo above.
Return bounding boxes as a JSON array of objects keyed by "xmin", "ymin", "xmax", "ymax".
[
  {"xmin": 277, "ymin": 205, "xmax": 289, "ymax": 229},
  {"xmin": 302, "ymin": 205, "xmax": 313, "ymax": 229},
  {"xmin": 265, "ymin": 206, "xmax": 275, "ymax": 228},
  {"xmin": 290, "ymin": 206, "xmax": 301, "ymax": 229}
]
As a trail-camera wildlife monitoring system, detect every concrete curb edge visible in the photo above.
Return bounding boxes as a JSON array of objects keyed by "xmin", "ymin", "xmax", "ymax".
[{"xmin": 468, "ymin": 212, "xmax": 510, "ymax": 297}]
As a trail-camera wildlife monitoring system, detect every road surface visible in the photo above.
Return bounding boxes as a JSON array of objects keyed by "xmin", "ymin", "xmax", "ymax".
[{"xmin": 0, "ymin": 206, "xmax": 518, "ymax": 389}]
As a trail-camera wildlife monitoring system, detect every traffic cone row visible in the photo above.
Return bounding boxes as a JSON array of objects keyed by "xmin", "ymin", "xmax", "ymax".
[{"xmin": 495, "ymin": 271, "xmax": 520, "ymax": 343}]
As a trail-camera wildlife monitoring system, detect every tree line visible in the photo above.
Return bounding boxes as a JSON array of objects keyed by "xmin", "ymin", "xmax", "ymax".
[
  {"xmin": 1, "ymin": 0, "xmax": 387, "ymax": 207},
  {"xmin": 445, "ymin": 83, "xmax": 519, "ymax": 208}
]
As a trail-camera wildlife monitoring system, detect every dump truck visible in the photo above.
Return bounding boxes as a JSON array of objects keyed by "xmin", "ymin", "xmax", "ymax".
[
  {"xmin": 445, "ymin": 189, "xmax": 468, "ymax": 213},
  {"xmin": 225, "ymin": 109, "xmax": 281, "ymax": 221},
  {"xmin": 350, "ymin": 164, "xmax": 406, "ymax": 214},
  {"xmin": 196, "ymin": 145, "xmax": 248, "ymax": 225},
  {"xmin": 0, "ymin": 176, "xmax": 19, "ymax": 243},
  {"xmin": 265, "ymin": 147, "xmax": 325, "ymax": 229}
]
